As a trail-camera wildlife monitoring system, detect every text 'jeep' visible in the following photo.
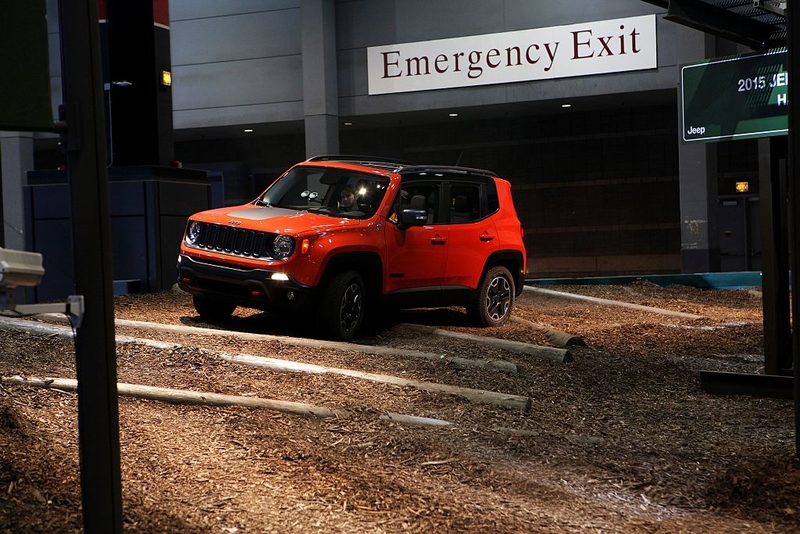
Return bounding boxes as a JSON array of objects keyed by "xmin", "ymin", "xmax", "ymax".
[{"xmin": 177, "ymin": 156, "xmax": 527, "ymax": 340}]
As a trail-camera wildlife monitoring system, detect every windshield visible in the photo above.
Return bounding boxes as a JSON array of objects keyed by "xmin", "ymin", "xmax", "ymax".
[{"xmin": 255, "ymin": 166, "xmax": 390, "ymax": 219}]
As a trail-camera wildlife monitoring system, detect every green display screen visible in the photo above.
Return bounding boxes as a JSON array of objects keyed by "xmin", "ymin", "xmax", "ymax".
[
  {"xmin": 681, "ymin": 48, "xmax": 788, "ymax": 143},
  {"xmin": 0, "ymin": 0, "xmax": 53, "ymax": 132}
]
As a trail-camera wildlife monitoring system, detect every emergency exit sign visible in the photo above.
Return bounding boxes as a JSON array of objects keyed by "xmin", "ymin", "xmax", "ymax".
[{"xmin": 681, "ymin": 48, "xmax": 788, "ymax": 143}]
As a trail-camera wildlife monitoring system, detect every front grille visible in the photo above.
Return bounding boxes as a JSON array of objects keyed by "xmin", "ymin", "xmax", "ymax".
[{"xmin": 191, "ymin": 222, "xmax": 277, "ymax": 259}]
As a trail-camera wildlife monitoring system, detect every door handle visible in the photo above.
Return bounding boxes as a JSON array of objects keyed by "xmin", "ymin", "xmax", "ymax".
[
  {"xmin": 479, "ymin": 234, "xmax": 495, "ymax": 242},
  {"xmin": 431, "ymin": 237, "xmax": 448, "ymax": 245}
]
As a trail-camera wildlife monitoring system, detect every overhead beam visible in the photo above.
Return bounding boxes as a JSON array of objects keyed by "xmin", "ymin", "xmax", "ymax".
[
  {"xmin": 643, "ymin": 0, "xmax": 778, "ymax": 49},
  {"xmin": 666, "ymin": 0, "xmax": 775, "ymax": 49}
]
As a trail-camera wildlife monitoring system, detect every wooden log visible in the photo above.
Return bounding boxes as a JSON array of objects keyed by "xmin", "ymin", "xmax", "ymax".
[
  {"xmin": 112, "ymin": 318, "xmax": 518, "ymax": 374},
  {"xmin": 216, "ymin": 352, "xmax": 532, "ymax": 412},
  {"xmin": 0, "ymin": 315, "xmax": 517, "ymax": 374},
  {"xmin": 523, "ymin": 286, "xmax": 704, "ymax": 320},
  {"xmin": 402, "ymin": 324, "xmax": 573, "ymax": 363},
  {"xmin": 1, "ymin": 375, "xmax": 341, "ymax": 418},
  {"xmin": 2, "ymin": 375, "xmax": 457, "ymax": 428},
  {"xmin": 380, "ymin": 412, "xmax": 452, "ymax": 427},
  {"xmin": 509, "ymin": 316, "xmax": 586, "ymax": 348}
]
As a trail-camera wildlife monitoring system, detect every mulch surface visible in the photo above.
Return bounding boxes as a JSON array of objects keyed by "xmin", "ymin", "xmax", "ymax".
[{"xmin": 1, "ymin": 281, "xmax": 798, "ymax": 533}]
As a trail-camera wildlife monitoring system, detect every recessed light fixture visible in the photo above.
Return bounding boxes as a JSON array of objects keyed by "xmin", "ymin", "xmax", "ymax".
[
  {"xmin": 561, "ymin": 103, "xmax": 572, "ymax": 108},
  {"xmin": 344, "ymin": 122, "xmax": 353, "ymax": 126},
  {"xmin": 449, "ymin": 113, "xmax": 459, "ymax": 117},
  {"xmin": 244, "ymin": 128, "xmax": 254, "ymax": 133}
]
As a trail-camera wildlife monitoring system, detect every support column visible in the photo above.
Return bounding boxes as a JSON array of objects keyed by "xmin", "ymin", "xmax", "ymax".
[
  {"xmin": 679, "ymin": 142, "xmax": 721, "ymax": 272},
  {"xmin": 301, "ymin": 0, "xmax": 339, "ymax": 158},
  {"xmin": 106, "ymin": 0, "xmax": 174, "ymax": 166},
  {"xmin": 0, "ymin": 132, "xmax": 34, "ymax": 251},
  {"xmin": 676, "ymin": 28, "xmax": 720, "ymax": 273},
  {"xmin": 758, "ymin": 136, "xmax": 791, "ymax": 375}
]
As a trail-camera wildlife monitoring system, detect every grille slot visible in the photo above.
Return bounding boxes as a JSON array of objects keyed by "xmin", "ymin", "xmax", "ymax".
[{"xmin": 194, "ymin": 222, "xmax": 273, "ymax": 259}]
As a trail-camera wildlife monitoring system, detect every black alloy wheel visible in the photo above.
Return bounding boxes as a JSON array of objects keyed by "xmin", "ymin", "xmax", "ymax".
[
  {"xmin": 469, "ymin": 266, "xmax": 514, "ymax": 327},
  {"xmin": 317, "ymin": 270, "xmax": 365, "ymax": 341}
]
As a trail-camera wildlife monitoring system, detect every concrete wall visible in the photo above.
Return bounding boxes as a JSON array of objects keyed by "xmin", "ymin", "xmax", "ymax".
[{"xmin": 170, "ymin": 1, "xmax": 303, "ymax": 130}]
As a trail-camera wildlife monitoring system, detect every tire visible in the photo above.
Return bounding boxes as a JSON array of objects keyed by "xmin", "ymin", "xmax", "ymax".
[
  {"xmin": 316, "ymin": 271, "xmax": 365, "ymax": 341},
  {"xmin": 192, "ymin": 295, "xmax": 236, "ymax": 321},
  {"xmin": 468, "ymin": 266, "xmax": 515, "ymax": 327}
]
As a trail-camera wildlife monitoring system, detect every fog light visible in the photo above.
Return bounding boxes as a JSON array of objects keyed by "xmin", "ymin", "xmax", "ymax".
[{"xmin": 286, "ymin": 290, "xmax": 296, "ymax": 301}]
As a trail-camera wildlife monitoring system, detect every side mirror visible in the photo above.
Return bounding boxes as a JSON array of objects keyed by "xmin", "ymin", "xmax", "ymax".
[{"xmin": 399, "ymin": 208, "xmax": 427, "ymax": 227}]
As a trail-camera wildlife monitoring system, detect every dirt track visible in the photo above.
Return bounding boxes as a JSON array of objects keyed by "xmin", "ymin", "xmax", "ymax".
[{"xmin": 1, "ymin": 282, "xmax": 798, "ymax": 533}]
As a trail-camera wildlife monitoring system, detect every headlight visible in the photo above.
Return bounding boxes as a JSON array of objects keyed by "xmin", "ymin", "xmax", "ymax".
[
  {"xmin": 185, "ymin": 221, "xmax": 201, "ymax": 245},
  {"xmin": 272, "ymin": 235, "xmax": 295, "ymax": 259}
]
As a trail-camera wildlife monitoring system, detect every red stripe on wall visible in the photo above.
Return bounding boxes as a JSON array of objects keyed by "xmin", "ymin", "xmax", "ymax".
[{"xmin": 153, "ymin": 0, "xmax": 169, "ymax": 27}]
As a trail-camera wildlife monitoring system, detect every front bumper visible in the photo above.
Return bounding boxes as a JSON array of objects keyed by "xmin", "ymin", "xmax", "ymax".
[{"xmin": 176, "ymin": 253, "xmax": 316, "ymax": 313}]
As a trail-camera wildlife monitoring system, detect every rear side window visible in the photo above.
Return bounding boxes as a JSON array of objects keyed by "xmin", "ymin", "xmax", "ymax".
[
  {"xmin": 486, "ymin": 180, "xmax": 499, "ymax": 213},
  {"xmin": 448, "ymin": 182, "xmax": 481, "ymax": 223}
]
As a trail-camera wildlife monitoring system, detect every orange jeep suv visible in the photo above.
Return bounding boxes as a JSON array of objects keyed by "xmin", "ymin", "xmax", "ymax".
[{"xmin": 177, "ymin": 156, "xmax": 527, "ymax": 340}]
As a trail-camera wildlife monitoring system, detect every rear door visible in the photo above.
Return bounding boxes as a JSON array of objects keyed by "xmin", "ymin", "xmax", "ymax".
[{"xmin": 442, "ymin": 181, "xmax": 499, "ymax": 289}]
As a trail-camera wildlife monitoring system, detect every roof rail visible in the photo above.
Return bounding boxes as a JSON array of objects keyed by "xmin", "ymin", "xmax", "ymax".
[
  {"xmin": 398, "ymin": 165, "xmax": 498, "ymax": 177},
  {"xmin": 306, "ymin": 154, "xmax": 415, "ymax": 166},
  {"xmin": 304, "ymin": 156, "xmax": 497, "ymax": 177}
]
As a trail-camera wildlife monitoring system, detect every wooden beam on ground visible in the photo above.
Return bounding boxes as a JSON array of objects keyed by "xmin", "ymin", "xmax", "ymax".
[
  {"xmin": 112, "ymin": 318, "xmax": 519, "ymax": 374},
  {"xmin": 402, "ymin": 324, "xmax": 573, "ymax": 363},
  {"xmin": 216, "ymin": 352, "xmax": 531, "ymax": 412},
  {"xmin": 2, "ymin": 375, "xmax": 456, "ymax": 427},
  {"xmin": 524, "ymin": 287, "xmax": 704, "ymax": 320},
  {"xmin": 509, "ymin": 316, "xmax": 586, "ymax": 348},
  {"xmin": 2, "ymin": 375, "xmax": 341, "ymax": 418}
]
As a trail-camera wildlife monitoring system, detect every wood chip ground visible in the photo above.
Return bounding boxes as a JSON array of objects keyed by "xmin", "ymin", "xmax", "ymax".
[{"xmin": 1, "ymin": 281, "xmax": 798, "ymax": 533}]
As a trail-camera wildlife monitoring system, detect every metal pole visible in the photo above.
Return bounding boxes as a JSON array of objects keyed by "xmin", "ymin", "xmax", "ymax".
[
  {"xmin": 57, "ymin": 0, "xmax": 123, "ymax": 530},
  {"xmin": 787, "ymin": 2, "xmax": 800, "ymax": 457}
]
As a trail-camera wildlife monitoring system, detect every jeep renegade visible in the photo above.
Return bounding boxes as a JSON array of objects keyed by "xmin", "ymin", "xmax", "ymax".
[{"xmin": 177, "ymin": 156, "xmax": 527, "ymax": 341}]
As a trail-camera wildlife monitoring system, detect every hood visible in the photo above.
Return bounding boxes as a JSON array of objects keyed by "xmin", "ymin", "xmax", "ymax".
[{"xmin": 191, "ymin": 204, "xmax": 363, "ymax": 234}]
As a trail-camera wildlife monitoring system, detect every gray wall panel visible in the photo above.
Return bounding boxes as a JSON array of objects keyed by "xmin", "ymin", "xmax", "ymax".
[
  {"xmin": 503, "ymin": 0, "xmax": 658, "ymax": 28},
  {"xmin": 171, "ymin": 9, "xmax": 300, "ymax": 65},
  {"xmin": 174, "ymin": 102, "xmax": 304, "ymax": 129},
  {"xmin": 169, "ymin": 2, "xmax": 304, "ymax": 129},
  {"xmin": 173, "ymin": 56, "xmax": 302, "ymax": 110},
  {"xmin": 337, "ymin": 0, "xmax": 665, "ymax": 46},
  {"xmin": 170, "ymin": 0, "xmax": 299, "ymax": 21}
]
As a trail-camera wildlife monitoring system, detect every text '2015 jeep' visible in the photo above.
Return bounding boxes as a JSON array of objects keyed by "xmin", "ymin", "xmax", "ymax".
[{"xmin": 177, "ymin": 156, "xmax": 527, "ymax": 341}]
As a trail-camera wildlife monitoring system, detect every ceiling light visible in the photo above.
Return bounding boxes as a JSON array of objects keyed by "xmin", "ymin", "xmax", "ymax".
[
  {"xmin": 561, "ymin": 103, "xmax": 572, "ymax": 108},
  {"xmin": 449, "ymin": 113, "xmax": 459, "ymax": 117},
  {"xmin": 244, "ymin": 128, "xmax": 254, "ymax": 133}
]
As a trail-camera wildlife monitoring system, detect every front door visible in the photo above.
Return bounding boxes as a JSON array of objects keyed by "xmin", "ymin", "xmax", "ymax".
[{"xmin": 383, "ymin": 183, "xmax": 448, "ymax": 292}]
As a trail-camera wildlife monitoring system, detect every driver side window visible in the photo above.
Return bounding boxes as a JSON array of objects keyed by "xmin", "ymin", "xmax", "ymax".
[{"xmin": 391, "ymin": 183, "xmax": 440, "ymax": 224}]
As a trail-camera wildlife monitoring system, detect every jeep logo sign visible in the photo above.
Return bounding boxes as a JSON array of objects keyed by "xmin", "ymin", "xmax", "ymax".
[
  {"xmin": 367, "ymin": 15, "xmax": 657, "ymax": 95},
  {"xmin": 686, "ymin": 126, "xmax": 706, "ymax": 136}
]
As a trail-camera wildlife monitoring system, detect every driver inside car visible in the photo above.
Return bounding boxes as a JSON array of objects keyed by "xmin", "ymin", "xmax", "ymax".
[{"xmin": 339, "ymin": 185, "xmax": 358, "ymax": 210}]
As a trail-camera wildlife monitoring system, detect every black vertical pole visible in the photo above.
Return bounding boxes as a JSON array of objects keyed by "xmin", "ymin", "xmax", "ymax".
[
  {"xmin": 758, "ymin": 136, "xmax": 791, "ymax": 376},
  {"xmin": 57, "ymin": 0, "xmax": 124, "ymax": 531},
  {"xmin": 787, "ymin": 4, "xmax": 800, "ymax": 458}
]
